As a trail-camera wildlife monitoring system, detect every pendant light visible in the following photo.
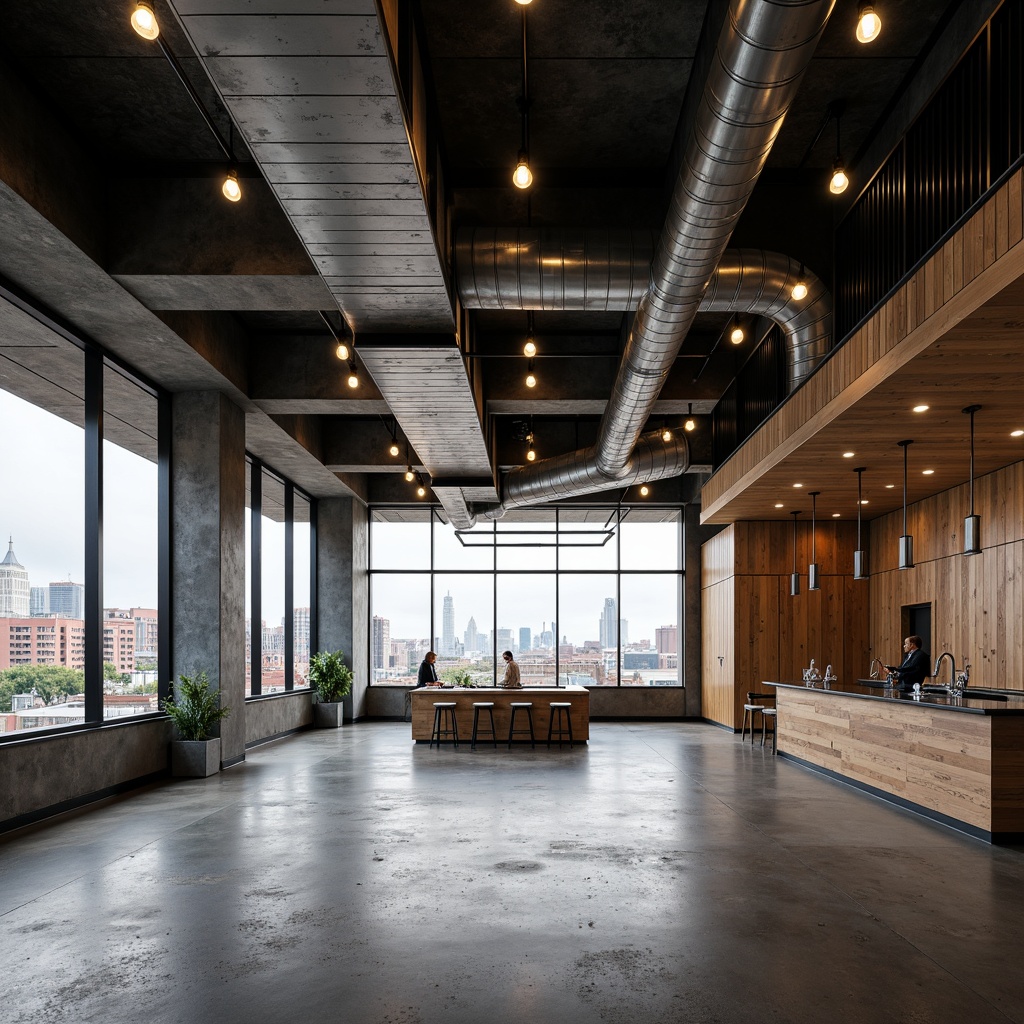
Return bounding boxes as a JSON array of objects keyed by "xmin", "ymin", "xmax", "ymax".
[
  {"xmin": 791, "ymin": 264, "xmax": 808, "ymax": 301},
  {"xmin": 963, "ymin": 405, "xmax": 982, "ymax": 555},
  {"xmin": 808, "ymin": 491, "xmax": 821, "ymax": 591},
  {"xmin": 828, "ymin": 102, "xmax": 849, "ymax": 195},
  {"xmin": 853, "ymin": 467, "xmax": 869, "ymax": 579},
  {"xmin": 790, "ymin": 511, "xmax": 801, "ymax": 596},
  {"xmin": 512, "ymin": 7, "xmax": 533, "ymax": 189},
  {"xmin": 684, "ymin": 402, "xmax": 695, "ymax": 432},
  {"xmin": 897, "ymin": 440, "xmax": 914, "ymax": 569}
]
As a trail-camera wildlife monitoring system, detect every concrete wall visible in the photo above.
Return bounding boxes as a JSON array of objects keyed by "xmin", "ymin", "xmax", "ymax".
[
  {"xmin": 317, "ymin": 497, "xmax": 369, "ymax": 721},
  {"xmin": 245, "ymin": 692, "xmax": 314, "ymax": 746},
  {"xmin": 171, "ymin": 391, "xmax": 246, "ymax": 766},
  {"xmin": 0, "ymin": 718, "xmax": 172, "ymax": 830}
]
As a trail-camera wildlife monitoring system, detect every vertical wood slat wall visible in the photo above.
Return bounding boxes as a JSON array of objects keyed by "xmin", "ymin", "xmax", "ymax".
[
  {"xmin": 701, "ymin": 522, "xmax": 870, "ymax": 729},
  {"xmin": 868, "ymin": 460, "xmax": 1024, "ymax": 686}
]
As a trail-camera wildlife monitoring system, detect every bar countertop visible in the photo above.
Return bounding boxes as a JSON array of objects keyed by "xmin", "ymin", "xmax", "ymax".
[{"xmin": 768, "ymin": 679, "xmax": 1024, "ymax": 715}]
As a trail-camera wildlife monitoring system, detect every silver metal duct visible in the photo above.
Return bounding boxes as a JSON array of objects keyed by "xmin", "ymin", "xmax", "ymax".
[
  {"xmin": 595, "ymin": 0, "xmax": 834, "ymax": 477},
  {"xmin": 456, "ymin": 232, "xmax": 831, "ymax": 393},
  {"xmin": 465, "ymin": 0, "xmax": 834, "ymax": 524},
  {"xmin": 502, "ymin": 431, "xmax": 690, "ymax": 510}
]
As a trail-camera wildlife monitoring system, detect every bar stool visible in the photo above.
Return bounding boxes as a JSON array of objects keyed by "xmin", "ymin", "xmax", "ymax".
[
  {"xmin": 430, "ymin": 702, "xmax": 459, "ymax": 748},
  {"xmin": 507, "ymin": 702, "xmax": 535, "ymax": 749},
  {"xmin": 740, "ymin": 691, "xmax": 774, "ymax": 744},
  {"xmin": 547, "ymin": 702, "xmax": 574, "ymax": 749},
  {"xmin": 471, "ymin": 701, "xmax": 497, "ymax": 749},
  {"xmin": 761, "ymin": 706, "xmax": 777, "ymax": 753}
]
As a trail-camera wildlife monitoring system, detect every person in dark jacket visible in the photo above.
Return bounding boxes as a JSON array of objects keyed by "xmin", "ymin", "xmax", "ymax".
[
  {"xmin": 417, "ymin": 651, "xmax": 439, "ymax": 687},
  {"xmin": 892, "ymin": 635, "xmax": 929, "ymax": 691}
]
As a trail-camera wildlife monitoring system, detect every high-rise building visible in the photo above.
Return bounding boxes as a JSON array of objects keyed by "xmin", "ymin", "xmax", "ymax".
[
  {"xmin": 30, "ymin": 586, "xmax": 49, "ymax": 617},
  {"xmin": 294, "ymin": 607, "xmax": 311, "ymax": 667},
  {"xmin": 495, "ymin": 628, "xmax": 513, "ymax": 653},
  {"xmin": 103, "ymin": 614, "xmax": 136, "ymax": 675},
  {"xmin": 518, "ymin": 627, "xmax": 531, "ymax": 652},
  {"xmin": 0, "ymin": 540, "xmax": 30, "ymax": 617},
  {"xmin": 656, "ymin": 625, "xmax": 677, "ymax": 654},
  {"xmin": 599, "ymin": 598, "xmax": 617, "ymax": 649},
  {"xmin": 0, "ymin": 617, "xmax": 86, "ymax": 671},
  {"xmin": 464, "ymin": 616, "xmax": 478, "ymax": 652},
  {"xmin": 441, "ymin": 592, "xmax": 456, "ymax": 655},
  {"xmin": 49, "ymin": 580, "xmax": 84, "ymax": 619},
  {"xmin": 372, "ymin": 615, "xmax": 390, "ymax": 670},
  {"xmin": 539, "ymin": 622, "xmax": 553, "ymax": 649}
]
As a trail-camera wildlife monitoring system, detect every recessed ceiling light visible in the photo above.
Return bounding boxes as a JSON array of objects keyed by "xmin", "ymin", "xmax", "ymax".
[
  {"xmin": 885, "ymin": 483, "xmax": 895, "ymax": 489},
  {"xmin": 774, "ymin": 502, "xmax": 784, "ymax": 508},
  {"xmin": 832, "ymin": 513, "xmax": 841, "ymax": 518},
  {"xmin": 922, "ymin": 468, "xmax": 935, "ymax": 475},
  {"xmin": 842, "ymin": 451, "xmax": 855, "ymax": 458},
  {"xmin": 913, "ymin": 404, "xmax": 929, "ymax": 413},
  {"xmin": 793, "ymin": 482, "xmax": 803, "ymax": 488},
  {"xmin": 1012, "ymin": 429, "xmax": 1024, "ymax": 438}
]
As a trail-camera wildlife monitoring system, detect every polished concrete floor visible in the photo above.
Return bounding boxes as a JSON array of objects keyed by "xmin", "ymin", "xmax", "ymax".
[{"xmin": 3, "ymin": 721, "xmax": 1024, "ymax": 1024}]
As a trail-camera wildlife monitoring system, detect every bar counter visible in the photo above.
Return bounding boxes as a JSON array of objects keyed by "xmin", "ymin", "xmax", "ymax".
[
  {"xmin": 767, "ymin": 680, "xmax": 1024, "ymax": 842},
  {"xmin": 410, "ymin": 685, "xmax": 590, "ymax": 744}
]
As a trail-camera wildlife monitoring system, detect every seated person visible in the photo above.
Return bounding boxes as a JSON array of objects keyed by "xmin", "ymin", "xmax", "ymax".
[
  {"xmin": 499, "ymin": 650, "xmax": 521, "ymax": 689},
  {"xmin": 889, "ymin": 635, "xmax": 929, "ymax": 691}
]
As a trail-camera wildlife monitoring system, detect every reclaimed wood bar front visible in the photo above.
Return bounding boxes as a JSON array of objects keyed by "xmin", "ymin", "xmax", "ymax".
[
  {"xmin": 410, "ymin": 685, "xmax": 590, "ymax": 744},
  {"xmin": 769, "ymin": 681, "xmax": 1024, "ymax": 842}
]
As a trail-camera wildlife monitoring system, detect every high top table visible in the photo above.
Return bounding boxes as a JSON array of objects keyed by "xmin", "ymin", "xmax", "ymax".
[{"xmin": 411, "ymin": 685, "xmax": 590, "ymax": 745}]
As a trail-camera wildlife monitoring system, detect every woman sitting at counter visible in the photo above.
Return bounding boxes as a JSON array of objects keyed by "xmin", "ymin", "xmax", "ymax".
[
  {"xmin": 889, "ymin": 635, "xmax": 930, "ymax": 691},
  {"xmin": 499, "ymin": 650, "xmax": 521, "ymax": 689}
]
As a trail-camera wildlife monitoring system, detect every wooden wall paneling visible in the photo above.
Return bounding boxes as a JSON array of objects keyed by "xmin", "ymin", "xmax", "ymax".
[
  {"xmin": 734, "ymin": 575, "xmax": 780, "ymax": 725},
  {"xmin": 701, "ymin": 577, "xmax": 735, "ymax": 728},
  {"xmin": 701, "ymin": 525, "xmax": 735, "ymax": 589},
  {"xmin": 843, "ymin": 575, "xmax": 871, "ymax": 683}
]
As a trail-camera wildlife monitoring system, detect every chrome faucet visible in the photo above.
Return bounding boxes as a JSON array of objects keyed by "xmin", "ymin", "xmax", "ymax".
[
  {"xmin": 933, "ymin": 651, "xmax": 957, "ymax": 689},
  {"xmin": 868, "ymin": 657, "xmax": 886, "ymax": 679}
]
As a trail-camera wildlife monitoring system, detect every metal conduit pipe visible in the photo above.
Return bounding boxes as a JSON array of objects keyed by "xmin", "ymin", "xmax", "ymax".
[
  {"xmin": 456, "ymin": 233, "xmax": 831, "ymax": 393},
  {"xmin": 594, "ymin": 0, "xmax": 834, "ymax": 477}
]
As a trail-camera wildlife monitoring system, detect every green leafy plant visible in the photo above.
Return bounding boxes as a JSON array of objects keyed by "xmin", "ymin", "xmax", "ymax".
[
  {"xmin": 309, "ymin": 650, "xmax": 354, "ymax": 703},
  {"xmin": 443, "ymin": 668, "xmax": 474, "ymax": 688},
  {"xmin": 162, "ymin": 671, "xmax": 230, "ymax": 741}
]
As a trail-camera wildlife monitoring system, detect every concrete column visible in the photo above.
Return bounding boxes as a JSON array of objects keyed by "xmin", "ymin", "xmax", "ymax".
[
  {"xmin": 317, "ymin": 497, "xmax": 369, "ymax": 721},
  {"xmin": 171, "ymin": 391, "xmax": 246, "ymax": 766}
]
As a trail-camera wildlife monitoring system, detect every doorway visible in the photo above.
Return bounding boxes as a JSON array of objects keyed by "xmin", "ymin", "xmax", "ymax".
[{"xmin": 901, "ymin": 602, "xmax": 932, "ymax": 669}]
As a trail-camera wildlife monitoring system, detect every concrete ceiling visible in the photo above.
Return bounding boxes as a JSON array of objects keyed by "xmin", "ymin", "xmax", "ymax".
[{"xmin": 0, "ymin": 0, "xmax": 976, "ymax": 510}]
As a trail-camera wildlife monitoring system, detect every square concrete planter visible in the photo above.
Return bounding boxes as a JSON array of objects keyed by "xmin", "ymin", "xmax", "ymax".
[
  {"xmin": 171, "ymin": 738, "xmax": 222, "ymax": 777},
  {"xmin": 313, "ymin": 701, "xmax": 345, "ymax": 728}
]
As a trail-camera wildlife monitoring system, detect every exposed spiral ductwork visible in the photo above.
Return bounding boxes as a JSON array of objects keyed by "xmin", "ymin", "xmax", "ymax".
[
  {"xmin": 454, "ymin": 0, "xmax": 835, "ymax": 529},
  {"xmin": 455, "ymin": 231, "xmax": 831, "ymax": 394}
]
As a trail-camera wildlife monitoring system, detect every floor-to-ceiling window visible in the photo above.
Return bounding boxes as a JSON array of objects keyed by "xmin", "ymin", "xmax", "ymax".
[
  {"xmin": 0, "ymin": 292, "xmax": 167, "ymax": 737},
  {"xmin": 244, "ymin": 455, "xmax": 315, "ymax": 696},
  {"xmin": 368, "ymin": 506, "xmax": 683, "ymax": 687}
]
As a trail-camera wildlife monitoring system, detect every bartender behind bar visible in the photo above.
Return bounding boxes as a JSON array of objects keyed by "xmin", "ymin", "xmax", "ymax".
[{"xmin": 888, "ymin": 635, "xmax": 929, "ymax": 691}]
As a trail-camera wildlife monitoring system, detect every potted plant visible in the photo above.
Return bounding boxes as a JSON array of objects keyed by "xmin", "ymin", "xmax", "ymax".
[
  {"xmin": 443, "ymin": 668, "xmax": 474, "ymax": 688},
  {"xmin": 162, "ymin": 671, "xmax": 230, "ymax": 777},
  {"xmin": 310, "ymin": 649, "xmax": 354, "ymax": 727}
]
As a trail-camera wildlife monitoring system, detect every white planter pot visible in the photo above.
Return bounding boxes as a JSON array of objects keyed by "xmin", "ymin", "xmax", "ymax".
[
  {"xmin": 171, "ymin": 738, "xmax": 222, "ymax": 777},
  {"xmin": 313, "ymin": 701, "xmax": 345, "ymax": 728}
]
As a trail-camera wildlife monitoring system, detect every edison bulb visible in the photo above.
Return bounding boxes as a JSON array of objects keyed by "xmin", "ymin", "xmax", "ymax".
[
  {"xmin": 523, "ymin": 339, "xmax": 537, "ymax": 358},
  {"xmin": 829, "ymin": 162, "xmax": 849, "ymax": 195},
  {"xmin": 684, "ymin": 418, "xmax": 695, "ymax": 432},
  {"xmin": 346, "ymin": 372, "xmax": 359, "ymax": 389},
  {"xmin": 730, "ymin": 326, "xmax": 744, "ymax": 344},
  {"xmin": 525, "ymin": 372, "xmax": 537, "ymax": 388},
  {"xmin": 856, "ymin": 5, "xmax": 881, "ymax": 43},
  {"xmin": 527, "ymin": 448, "xmax": 536, "ymax": 462},
  {"xmin": 513, "ymin": 156, "xmax": 533, "ymax": 190},
  {"xmin": 335, "ymin": 342, "xmax": 350, "ymax": 361},
  {"xmin": 661, "ymin": 428, "xmax": 672, "ymax": 442},
  {"xmin": 131, "ymin": 2, "xmax": 159, "ymax": 40},
  {"xmin": 389, "ymin": 443, "xmax": 400, "ymax": 457},
  {"xmin": 405, "ymin": 468, "xmax": 414, "ymax": 483},
  {"xmin": 791, "ymin": 280, "xmax": 808, "ymax": 301},
  {"xmin": 639, "ymin": 485, "xmax": 649, "ymax": 497},
  {"xmin": 417, "ymin": 485, "xmax": 427, "ymax": 498},
  {"xmin": 222, "ymin": 171, "xmax": 242, "ymax": 202}
]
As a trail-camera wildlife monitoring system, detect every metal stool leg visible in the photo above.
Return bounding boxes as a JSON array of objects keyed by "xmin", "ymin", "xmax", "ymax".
[
  {"xmin": 486, "ymin": 707, "xmax": 497, "ymax": 748},
  {"xmin": 430, "ymin": 706, "xmax": 442, "ymax": 748}
]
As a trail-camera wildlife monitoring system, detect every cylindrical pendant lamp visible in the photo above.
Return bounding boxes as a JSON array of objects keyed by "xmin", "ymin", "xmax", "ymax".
[
  {"xmin": 963, "ymin": 405, "xmax": 981, "ymax": 555},
  {"xmin": 853, "ymin": 467, "xmax": 868, "ymax": 579},
  {"xmin": 790, "ymin": 511, "xmax": 801, "ymax": 596},
  {"xmin": 808, "ymin": 491, "xmax": 821, "ymax": 591},
  {"xmin": 897, "ymin": 440, "xmax": 914, "ymax": 569}
]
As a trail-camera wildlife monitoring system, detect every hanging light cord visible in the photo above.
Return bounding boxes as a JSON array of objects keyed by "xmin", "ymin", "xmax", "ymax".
[
  {"xmin": 966, "ymin": 405, "xmax": 980, "ymax": 517},
  {"xmin": 809, "ymin": 492, "xmax": 818, "ymax": 562},
  {"xmin": 519, "ymin": 7, "xmax": 529, "ymax": 156},
  {"xmin": 855, "ymin": 467, "xmax": 865, "ymax": 548},
  {"xmin": 791, "ymin": 512, "xmax": 800, "ymax": 574}
]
